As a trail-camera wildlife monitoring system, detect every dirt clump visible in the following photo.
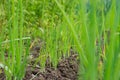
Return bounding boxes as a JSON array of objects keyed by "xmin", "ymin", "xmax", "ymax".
[{"xmin": 24, "ymin": 53, "xmax": 79, "ymax": 80}]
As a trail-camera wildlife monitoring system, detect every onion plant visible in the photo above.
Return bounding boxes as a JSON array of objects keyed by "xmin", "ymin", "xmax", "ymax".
[
  {"xmin": 0, "ymin": 0, "xmax": 120, "ymax": 80},
  {"xmin": 54, "ymin": 0, "xmax": 120, "ymax": 80},
  {"xmin": 0, "ymin": 0, "xmax": 30, "ymax": 80}
]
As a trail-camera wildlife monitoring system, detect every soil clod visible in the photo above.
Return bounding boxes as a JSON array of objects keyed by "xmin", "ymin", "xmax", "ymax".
[{"xmin": 24, "ymin": 53, "xmax": 79, "ymax": 80}]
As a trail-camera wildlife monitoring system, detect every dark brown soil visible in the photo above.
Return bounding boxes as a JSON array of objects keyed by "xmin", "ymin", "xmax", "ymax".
[
  {"xmin": 23, "ymin": 53, "xmax": 79, "ymax": 80},
  {"xmin": 0, "ymin": 68, "xmax": 5, "ymax": 80}
]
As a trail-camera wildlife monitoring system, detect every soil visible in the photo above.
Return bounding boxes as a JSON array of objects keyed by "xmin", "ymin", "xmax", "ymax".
[
  {"xmin": 0, "ymin": 40, "xmax": 79, "ymax": 80},
  {"xmin": 23, "ymin": 54, "xmax": 79, "ymax": 80},
  {"xmin": 23, "ymin": 45, "xmax": 79, "ymax": 80},
  {"xmin": 0, "ymin": 68, "xmax": 5, "ymax": 80}
]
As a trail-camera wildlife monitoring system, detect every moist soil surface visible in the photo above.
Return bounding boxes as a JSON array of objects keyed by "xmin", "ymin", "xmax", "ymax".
[{"xmin": 0, "ymin": 40, "xmax": 79, "ymax": 80}]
